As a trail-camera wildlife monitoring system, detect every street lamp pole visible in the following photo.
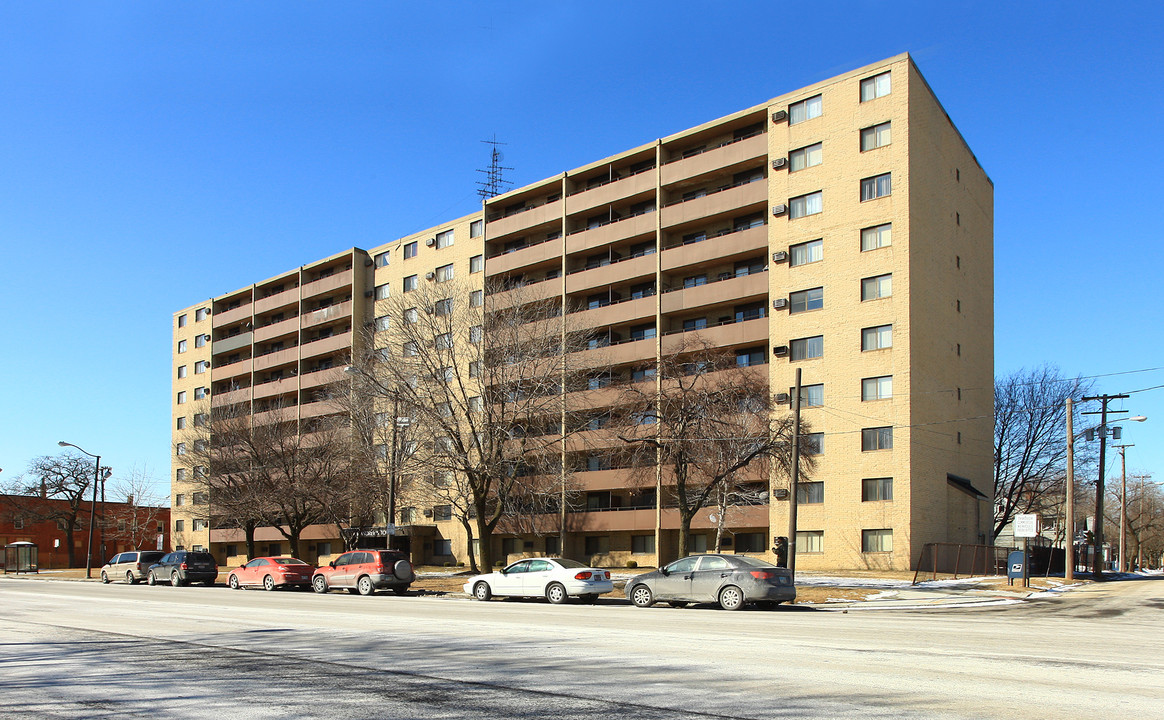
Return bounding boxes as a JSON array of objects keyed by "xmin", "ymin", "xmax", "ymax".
[
  {"xmin": 1115, "ymin": 443, "xmax": 1133, "ymax": 572},
  {"xmin": 57, "ymin": 441, "xmax": 101, "ymax": 579}
]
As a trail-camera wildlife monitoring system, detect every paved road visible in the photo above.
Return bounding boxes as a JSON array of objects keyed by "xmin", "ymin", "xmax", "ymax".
[{"xmin": 1, "ymin": 576, "xmax": 1161, "ymax": 719}]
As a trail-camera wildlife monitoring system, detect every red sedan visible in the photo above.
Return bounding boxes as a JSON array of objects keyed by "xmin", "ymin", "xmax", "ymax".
[{"xmin": 227, "ymin": 557, "xmax": 315, "ymax": 591}]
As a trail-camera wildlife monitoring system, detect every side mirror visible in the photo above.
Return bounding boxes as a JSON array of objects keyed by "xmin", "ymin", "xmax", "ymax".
[
  {"xmin": 329, "ymin": 561, "xmax": 336, "ymax": 568},
  {"xmin": 660, "ymin": 567, "xmax": 669, "ymax": 576}
]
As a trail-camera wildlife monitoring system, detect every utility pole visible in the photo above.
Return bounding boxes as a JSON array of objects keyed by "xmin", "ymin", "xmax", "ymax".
[
  {"xmin": 1114, "ymin": 443, "xmax": 1133, "ymax": 572},
  {"xmin": 1081, "ymin": 393, "xmax": 1129, "ymax": 578},
  {"xmin": 1065, "ymin": 398, "xmax": 1074, "ymax": 582},
  {"xmin": 786, "ymin": 367, "xmax": 802, "ymax": 581}
]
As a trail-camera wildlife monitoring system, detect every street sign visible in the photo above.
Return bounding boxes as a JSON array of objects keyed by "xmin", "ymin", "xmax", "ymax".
[
  {"xmin": 1014, "ymin": 514, "xmax": 1040, "ymax": 538},
  {"xmin": 156, "ymin": 533, "xmax": 164, "ymax": 550},
  {"xmin": 385, "ymin": 523, "xmax": 396, "ymax": 536}
]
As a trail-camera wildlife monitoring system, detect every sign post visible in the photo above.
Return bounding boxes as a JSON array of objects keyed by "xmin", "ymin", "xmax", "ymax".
[{"xmin": 1013, "ymin": 514, "xmax": 1040, "ymax": 588}]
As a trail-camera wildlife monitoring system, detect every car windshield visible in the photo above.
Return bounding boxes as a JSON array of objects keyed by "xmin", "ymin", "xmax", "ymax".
[
  {"xmin": 553, "ymin": 559, "xmax": 587, "ymax": 569},
  {"xmin": 274, "ymin": 558, "xmax": 307, "ymax": 565},
  {"xmin": 732, "ymin": 556, "xmax": 778, "ymax": 569}
]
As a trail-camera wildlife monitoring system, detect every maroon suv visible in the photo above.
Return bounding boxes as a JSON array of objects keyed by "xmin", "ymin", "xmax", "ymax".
[{"xmin": 311, "ymin": 549, "xmax": 415, "ymax": 596}]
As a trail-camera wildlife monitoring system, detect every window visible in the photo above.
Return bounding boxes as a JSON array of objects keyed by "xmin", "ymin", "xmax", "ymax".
[
  {"xmin": 796, "ymin": 531, "xmax": 823, "ymax": 554},
  {"xmin": 862, "ymin": 528, "xmax": 893, "ymax": 553},
  {"xmin": 861, "ymin": 122, "xmax": 891, "ymax": 151},
  {"xmin": 862, "ymin": 427, "xmax": 893, "ymax": 451},
  {"xmin": 862, "ymin": 324, "xmax": 893, "ymax": 351},
  {"xmin": 790, "ymin": 335, "xmax": 823, "ymax": 361},
  {"xmin": 789, "ymin": 287, "xmax": 823, "ymax": 314},
  {"xmin": 177, "ymin": 365, "xmax": 187, "ymax": 379},
  {"xmin": 193, "ymin": 492, "xmax": 208, "ymax": 505},
  {"xmin": 861, "ymin": 274, "xmax": 892, "ymax": 301},
  {"xmin": 176, "ymin": 417, "xmax": 186, "ymax": 430},
  {"xmin": 682, "ymin": 274, "xmax": 707, "ymax": 289},
  {"xmin": 404, "ymin": 241, "xmax": 418, "ymax": 259},
  {"xmin": 630, "ymin": 324, "xmax": 656, "ymax": 341},
  {"xmin": 735, "ymin": 347, "xmax": 766, "ymax": 367},
  {"xmin": 433, "ymin": 539, "xmax": 452, "ymax": 556},
  {"xmin": 435, "ymin": 333, "xmax": 452, "ymax": 350},
  {"xmin": 469, "ymin": 326, "xmax": 482, "ymax": 344},
  {"xmin": 683, "ymin": 317, "xmax": 707, "ymax": 332},
  {"xmin": 789, "ymin": 239, "xmax": 823, "ymax": 266},
  {"xmin": 434, "ymin": 505, "xmax": 453, "ymax": 521},
  {"xmin": 194, "ymin": 413, "xmax": 208, "ymax": 427},
  {"xmin": 470, "ymin": 254, "xmax": 483, "ymax": 273},
  {"xmin": 404, "ymin": 307, "xmax": 418, "ymax": 323},
  {"xmin": 797, "ymin": 384, "xmax": 824, "ymax": 408},
  {"xmin": 403, "ymin": 275, "xmax": 418, "ymax": 292},
  {"xmin": 374, "ymin": 316, "xmax": 390, "ymax": 331},
  {"xmin": 861, "ymin": 223, "xmax": 892, "ymax": 251},
  {"xmin": 194, "ymin": 334, "xmax": 207, "ymax": 348},
  {"xmin": 175, "ymin": 468, "xmax": 186, "ymax": 482},
  {"xmin": 178, "ymin": 314, "xmax": 187, "ymax": 328},
  {"xmin": 789, "ymin": 94, "xmax": 822, "ymax": 124},
  {"xmin": 470, "ymin": 219, "xmax": 483, "ymax": 238},
  {"xmin": 436, "ymin": 263, "xmax": 454, "ymax": 282},
  {"xmin": 734, "ymin": 259, "xmax": 764, "ymax": 277},
  {"xmin": 434, "ymin": 298, "xmax": 453, "ymax": 316},
  {"xmin": 803, "ymin": 432, "xmax": 824, "ymax": 455},
  {"xmin": 469, "ymin": 290, "xmax": 483, "ymax": 307},
  {"xmin": 796, "ymin": 482, "xmax": 824, "ymax": 504},
  {"xmin": 631, "ymin": 534, "xmax": 655, "ymax": 554},
  {"xmin": 861, "ymin": 173, "xmax": 892, "ymax": 201},
  {"xmin": 860, "ymin": 72, "xmax": 891, "ymax": 102},
  {"xmin": 789, "ymin": 142, "xmax": 822, "ymax": 172},
  {"xmin": 194, "ymin": 387, "xmax": 207, "ymax": 400},
  {"xmin": 434, "ymin": 229, "xmax": 454, "ymax": 249},
  {"xmin": 734, "ymin": 533, "xmax": 766, "ymax": 553},
  {"xmin": 403, "ymin": 341, "xmax": 418, "ymax": 357},
  {"xmin": 862, "ymin": 376, "xmax": 893, "ymax": 401},
  {"xmin": 176, "ymin": 443, "xmax": 186, "ymax": 456},
  {"xmin": 176, "ymin": 391, "xmax": 187, "ymax": 404},
  {"xmin": 469, "ymin": 361, "xmax": 481, "ymax": 378},
  {"xmin": 194, "ymin": 360, "xmax": 208, "ymax": 374},
  {"xmin": 175, "ymin": 520, "xmax": 184, "ymax": 532},
  {"xmin": 177, "ymin": 340, "xmax": 187, "ymax": 354},
  {"xmin": 734, "ymin": 302, "xmax": 765, "ymax": 322},
  {"xmin": 469, "ymin": 396, "xmax": 482, "ymax": 413},
  {"xmin": 584, "ymin": 535, "xmax": 610, "ymax": 556},
  {"xmin": 375, "ymin": 284, "xmax": 390, "ymax": 300},
  {"xmin": 441, "ymin": 366, "xmax": 454, "ymax": 383},
  {"xmin": 374, "ymin": 252, "xmax": 389, "ymax": 268},
  {"xmin": 862, "ymin": 477, "xmax": 893, "ymax": 502},
  {"xmin": 175, "ymin": 494, "xmax": 185, "ymax": 507},
  {"xmin": 195, "ymin": 307, "xmax": 210, "ymax": 322},
  {"xmin": 630, "ymin": 282, "xmax": 655, "ymax": 300},
  {"xmin": 789, "ymin": 191, "xmax": 822, "ymax": 219}
]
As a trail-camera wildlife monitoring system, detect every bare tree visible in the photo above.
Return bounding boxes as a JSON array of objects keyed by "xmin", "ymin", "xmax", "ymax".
[
  {"xmin": 993, "ymin": 365, "xmax": 1096, "ymax": 540},
  {"xmin": 616, "ymin": 343, "xmax": 814, "ymax": 558},
  {"xmin": 345, "ymin": 277, "xmax": 599, "ymax": 570},
  {"xmin": 3, "ymin": 453, "xmax": 106, "ymax": 567},
  {"xmin": 105, "ymin": 466, "xmax": 169, "ymax": 552}
]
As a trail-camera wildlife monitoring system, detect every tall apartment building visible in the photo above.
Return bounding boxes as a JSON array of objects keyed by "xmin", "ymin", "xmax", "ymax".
[{"xmin": 172, "ymin": 53, "xmax": 993, "ymax": 570}]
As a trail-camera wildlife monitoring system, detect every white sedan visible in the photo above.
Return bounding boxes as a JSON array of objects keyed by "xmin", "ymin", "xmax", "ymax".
[{"xmin": 464, "ymin": 557, "xmax": 614, "ymax": 604}]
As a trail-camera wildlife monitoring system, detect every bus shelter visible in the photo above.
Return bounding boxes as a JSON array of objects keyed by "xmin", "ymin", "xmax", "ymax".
[{"xmin": 4, "ymin": 541, "xmax": 38, "ymax": 574}]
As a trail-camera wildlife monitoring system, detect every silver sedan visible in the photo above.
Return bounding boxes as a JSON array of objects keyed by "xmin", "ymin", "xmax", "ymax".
[{"xmin": 625, "ymin": 554, "xmax": 795, "ymax": 610}]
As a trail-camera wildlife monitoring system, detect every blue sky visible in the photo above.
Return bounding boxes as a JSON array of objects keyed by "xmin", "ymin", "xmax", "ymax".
[{"xmin": 1, "ymin": 2, "xmax": 1161, "ymax": 500}]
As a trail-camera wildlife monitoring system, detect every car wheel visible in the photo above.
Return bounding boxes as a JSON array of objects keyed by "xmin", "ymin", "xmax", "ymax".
[
  {"xmin": 393, "ymin": 560, "xmax": 415, "ymax": 583},
  {"xmin": 629, "ymin": 584, "xmax": 654, "ymax": 608},
  {"xmin": 125, "ymin": 571, "xmax": 137, "ymax": 585},
  {"xmin": 147, "ymin": 572, "xmax": 157, "ymax": 586},
  {"xmin": 312, "ymin": 575, "xmax": 328, "ymax": 594},
  {"xmin": 229, "ymin": 574, "xmax": 240, "ymax": 590},
  {"xmin": 357, "ymin": 576, "xmax": 375, "ymax": 596},
  {"xmin": 545, "ymin": 582, "xmax": 568, "ymax": 605},
  {"xmin": 100, "ymin": 571, "xmax": 110, "ymax": 584},
  {"xmin": 718, "ymin": 585, "xmax": 744, "ymax": 611},
  {"xmin": 473, "ymin": 581, "xmax": 492, "ymax": 601},
  {"xmin": 170, "ymin": 571, "xmax": 183, "ymax": 587},
  {"xmin": 263, "ymin": 575, "xmax": 276, "ymax": 591}
]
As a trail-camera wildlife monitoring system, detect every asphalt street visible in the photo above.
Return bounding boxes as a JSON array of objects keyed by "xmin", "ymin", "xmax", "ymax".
[{"xmin": 1, "ymin": 576, "xmax": 1161, "ymax": 719}]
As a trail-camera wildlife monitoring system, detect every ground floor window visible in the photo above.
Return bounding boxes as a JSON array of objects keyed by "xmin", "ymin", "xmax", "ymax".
[
  {"xmin": 734, "ymin": 532, "xmax": 765, "ymax": 553},
  {"xmin": 544, "ymin": 536, "xmax": 560, "ymax": 555},
  {"xmin": 434, "ymin": 539, "xmax": 452, "ymax": 556},
  {"xmin": 631, "ymin": 534, "xmax": 655, "ymax": 554},
  {"xmin": 316, "ymin": 542, "xmax": 331, "ymax": 556},
  {"xmin": 862, "ymin": 529, "xmax": 893, "ymax": 553},
  {"xmin": 690, "ymin": 534, "xmax": 708, "ymax": 553},
  {"xmin": 267, "ymin": 543, "xmax": 281, "ymax": 556},
  {"xmin": 502, "ymin": 537, "xmax": 520, "ymax": 556},
  {"xmin": 584, "ymin": 535, "xmax": 609, "ymax": 555},
  {"xmin": 796, "ymin": 531, "xmax": 823, "ymax": 554}
]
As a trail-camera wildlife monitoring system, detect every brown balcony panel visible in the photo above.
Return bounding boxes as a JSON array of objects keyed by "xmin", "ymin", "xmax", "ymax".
[
  {"xmin": 660, "ymin": 182, "xmax": 767, "ymax": 229},
  {"xmin": 211, "ymin": 387, "xmax": 251, "ymax": 407},
  {"xmin": 212, "ymin": 332, "xmax": 253, "ymax": 356},
  {"xmin": 660, "ymin": 273, "xmax": 768, "ymax": 315},
  {"xmin": 660, "ymin": 133, "xmax": 767, "ymax": 187},
  {"xmin": 251, "ymin": 406, "xmax": 298, "ymax": 426},
  {"xmin": 299, "ymin": 332, "xmax": 350, "ymax": 360},
  {"xmin": 299, "ymin": 399, "xmax": 344, "ymax": 419},
  {"xmin": 212, "ymin": 304, "xmax": 253, "ymax": 329},
  {"xmin": 301, "ymin": 269, "xmax": 353, "ymax": 300},
  {"xmin": 660, "ymin": 504, "xmax": 768, "ymax": 530},
  {"xmin": 568, "ymin": 508, "xmax": 656, "ymax": 533},
  {"xmin": 252, "ymin": 377, "xmax": 298, "ymax": 401},
  {"xmin": 254, "ymin": 317, "xmax": 300, "ymax": 343},
  {"xmin": 213, "ymin": 359, "xmax": 252, "ymax": 381},
  {"xmin": 302, "ymin": 301, "xmax": 352, "ymax": 329},
  {"xmin": 485, "ymin": 240, "xmax": 562, "ymax": 277},
  {"xmin": 254, "ymin": 287, "xmax": 300, "ymax": 315},
  {"xmin": 300, "ymin": 367, "xmax": 344, "ymax": 390},
  {"xmin": 661, "ymin": 225, "xmax": 768, "ymax": 273},
  {"xmin": 211, "ymin": 523, "xmax": 336, "ymax": 545},
  {"xmin": 574, "ymin": 296, "xmax": 656, "ymax": 329},
  {"xmin": 566, "ymin": 428, "xmax": 631, "ymax": 452},
  {"xmin": 565, "ymin": 171, "xmax": 657, "ymax": 217},
  {"xmin": 661, "ymin": 316, "xmax": 767, "ymax": 355},
  {"xmin": 577, "ymin": 338, "xmax": 655, "ymax": 369},
  {"xmin": 565, "ymin": 254, "xmax": 656, "ymax": 295},
  {"xmin": 565, "ymin": 213, "xmax": 657, "ymax": 256},
  {"xmin": 253, "ymin": 346, "xmax": 298, "ymax": 373},
  {"xmin": 486, "ymin": 199, "xmax": 563, "ymax": 239},
  {"xmin": 575, "ymin": 468, "xmax": 645, "ymax": 491},
  {"xmin": 489, "ymin": 278, "xmax": 564, "ymax": 309}
]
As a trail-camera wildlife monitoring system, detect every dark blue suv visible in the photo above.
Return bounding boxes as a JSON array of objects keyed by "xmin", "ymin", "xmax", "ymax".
[{"xmin": 147, "ymin": 550, "xmax": 219, "ymax": 587}]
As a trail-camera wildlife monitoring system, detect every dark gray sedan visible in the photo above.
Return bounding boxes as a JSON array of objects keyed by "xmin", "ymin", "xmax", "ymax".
[{"xmin": 626, "ymin": 554, "xmax": 795, "ymax": 610}]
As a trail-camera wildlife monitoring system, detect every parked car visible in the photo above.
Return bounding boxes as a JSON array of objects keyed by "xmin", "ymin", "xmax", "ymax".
[
  {"xmin": 227, "ymin": 557, "xmax": 315, "ymax": 591},
  {"xmin": 146, "ymin": 550, "xmax": 219, "ymax": 587},
  {"xmin": 100, "ymin": 551, "xmax": 166, "ymax": 584},
  {"xmin": 464, "ymin": 558, "xmax": 614, "ymax": 604},
  {"xmin": 312, "ymin": 549, "xmax": 414, "ymax": 596},
  {"xmin": 625, "ymin": 554, "xmax": 795, "ymax": 610}
]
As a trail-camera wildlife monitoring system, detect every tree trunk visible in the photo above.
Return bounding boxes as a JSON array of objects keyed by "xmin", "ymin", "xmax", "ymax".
[
  {"xmin": 65, "ymin": 525, "xmax": 77, "ymax": 567},
  {"xmin": 677, "ymin": 510, "xmax": 693, "ymax": 558},
  {"xmin": 475, "ymin": 503, "xmax": 495, "ymax": 570},
  {"xmin": 244, "ymin": 521, "xmax": 257, "ymax": 559},
  {"xmin": 460, "ymin": 517, "xmax": 478, "ymax": 572}
]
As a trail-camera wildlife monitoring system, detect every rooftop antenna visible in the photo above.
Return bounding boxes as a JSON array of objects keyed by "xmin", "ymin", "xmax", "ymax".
[{"xmin": 477, "ymin": 136, "xmax": 513, "ymax": 200}]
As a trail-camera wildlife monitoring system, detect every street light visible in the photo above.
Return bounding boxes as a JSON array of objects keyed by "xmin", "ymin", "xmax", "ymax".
[
  {"xmin": 1079, "ymin": 413, "xmax": 1145, "ymax": 576},
  {"xmin": 57, "ymin": 441, "xmax": 102, "ymax": 579},
  {"xmin": 345, "ymin": 365, "xmax": 407, "ymax": 549}
]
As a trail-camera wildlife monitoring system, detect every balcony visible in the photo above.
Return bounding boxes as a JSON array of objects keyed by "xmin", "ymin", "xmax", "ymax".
[
  {"xmin": 488, "ymin": 277, "xmax": 564, "ymax": 309},
  {"xmin": 568, "ymin": 508, "xmax": 656, "ymax": 533},
  {"xmin": 212, "ymin": 303, "xmax": 252, "ymax": 329},
  {"xmin": 254, "ymin": 316, "xmax": 300, "ymax": 343},
  {"xmin": 253, "ymin": 346, "xmax": 298, "ymax": 373},
  {"xmin": 254, "ymin": 285, "xmax": 299, "ymax": 315},
  {"xmin": 485, "ymin": 237, "xmax": 562, "ymax": 277},
  {"xmin": 571, "ymin": 296, "xmax": 656, "ymax": 329},
  {"xmin": 210, "ymin": 387, "xmax": 250, "ymax": 407},
  {"xmin": 574, "ymin": 468, "xmax": 647, "ymax": 492},
  {"xmin": 660, "ymin": 181, "xmax": 767, "ymax": 230},
  {"xmin": 661, "ymin": 225, "xmax": 767, "ymax": 273},
  {"xmin": 299, "ymin": 398, "xmax": 345, "ymax": 419},
  {"xmin": 302, "ymin": 301, "xmax": 352, "ymax": 329},
  {"xmin": 213, "ymin": 358, "xmax": 252, "ymax": 381},
  {"xmin": 300, "ymin": 367, "xmax": 344, "ymax": 390},
  {"xmin": 565, "ymin": 171, "xmax": 656, "ymax": 218},
  {"xmin": 301, "ymin": 269, "xmax": 352, "ymax": 300},
  {"xmin": 576, "ymin": 336, "xmax": 655, "ymax": 368},
  {"xmin": 565, "ymin": 212, "xmax": 657, "ymax": 256},
  {"xmin": 661, "ymin": 315, "xmax": 767, "ymax": 354},
  {"xmin": 486, "ymin": 198, "xmax": 563, "ymax": 239},
  {"xmin": 299, "ymin": 332, "xmax": 350, "ymax": 360},
  {"xmin": 252, "ymin": 376, "xmax": 298, "ymax": 401},
  {"xmin": 660, "ymin": 272, "xmax": 768, "ymax": 315},
  {"xmin": 212, "ymin": 332, "xmax": 253, "ymax": 356},
  {"xmin": 661, "ymin": 133, "xmax": 767, "ymax": 187},
  {"xmin": 661, "ymin": 504, "xmax": 768, "ymax": 530},
  {"xmin": 565, "ymin": 253, "xmax": 655, "ymax": 295}
]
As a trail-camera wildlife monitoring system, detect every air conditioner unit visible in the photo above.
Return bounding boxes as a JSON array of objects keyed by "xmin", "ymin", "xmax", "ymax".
[
  {"xmin": 771, "ymin": 110, "xmax": 788, "ymax": 123},
  {"xmin": 772, "ymin": 251, "xmax": 788, "ymax": 263},
  {"xmin": 772, "ymin": 298, "xmax": 788, "ymax": 310},
  {"xmin": 771, "ymin": 488, "xmax": 789, "ymax": 500},
  {"xmin": 774, "ymin": 392, "xmax": 791, "ymax": 404},
  {"xmin": 771, "ymin": 204, "xmax": 787, "ymax": 216},
  {"xmin": 771, "ymin": 157, "xmax": 788, "ymax": 170},
  {"xmin": 426, "ymin": 237, "xmax": 436, "ymax": 247},
  {"xmin": 364, "ymin": 290, "xmax": 374, "ymax": 298},
  {"xmin": 423, "ymin": 508, "xmax": 433, "ymax": 517},
  {"xmin": 772, "ymin": 345, "xmax": 789, "ymax": 357},
  {"xmin": 425, "ymin": 271, "xmax": 435, "ymax": 281}
]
